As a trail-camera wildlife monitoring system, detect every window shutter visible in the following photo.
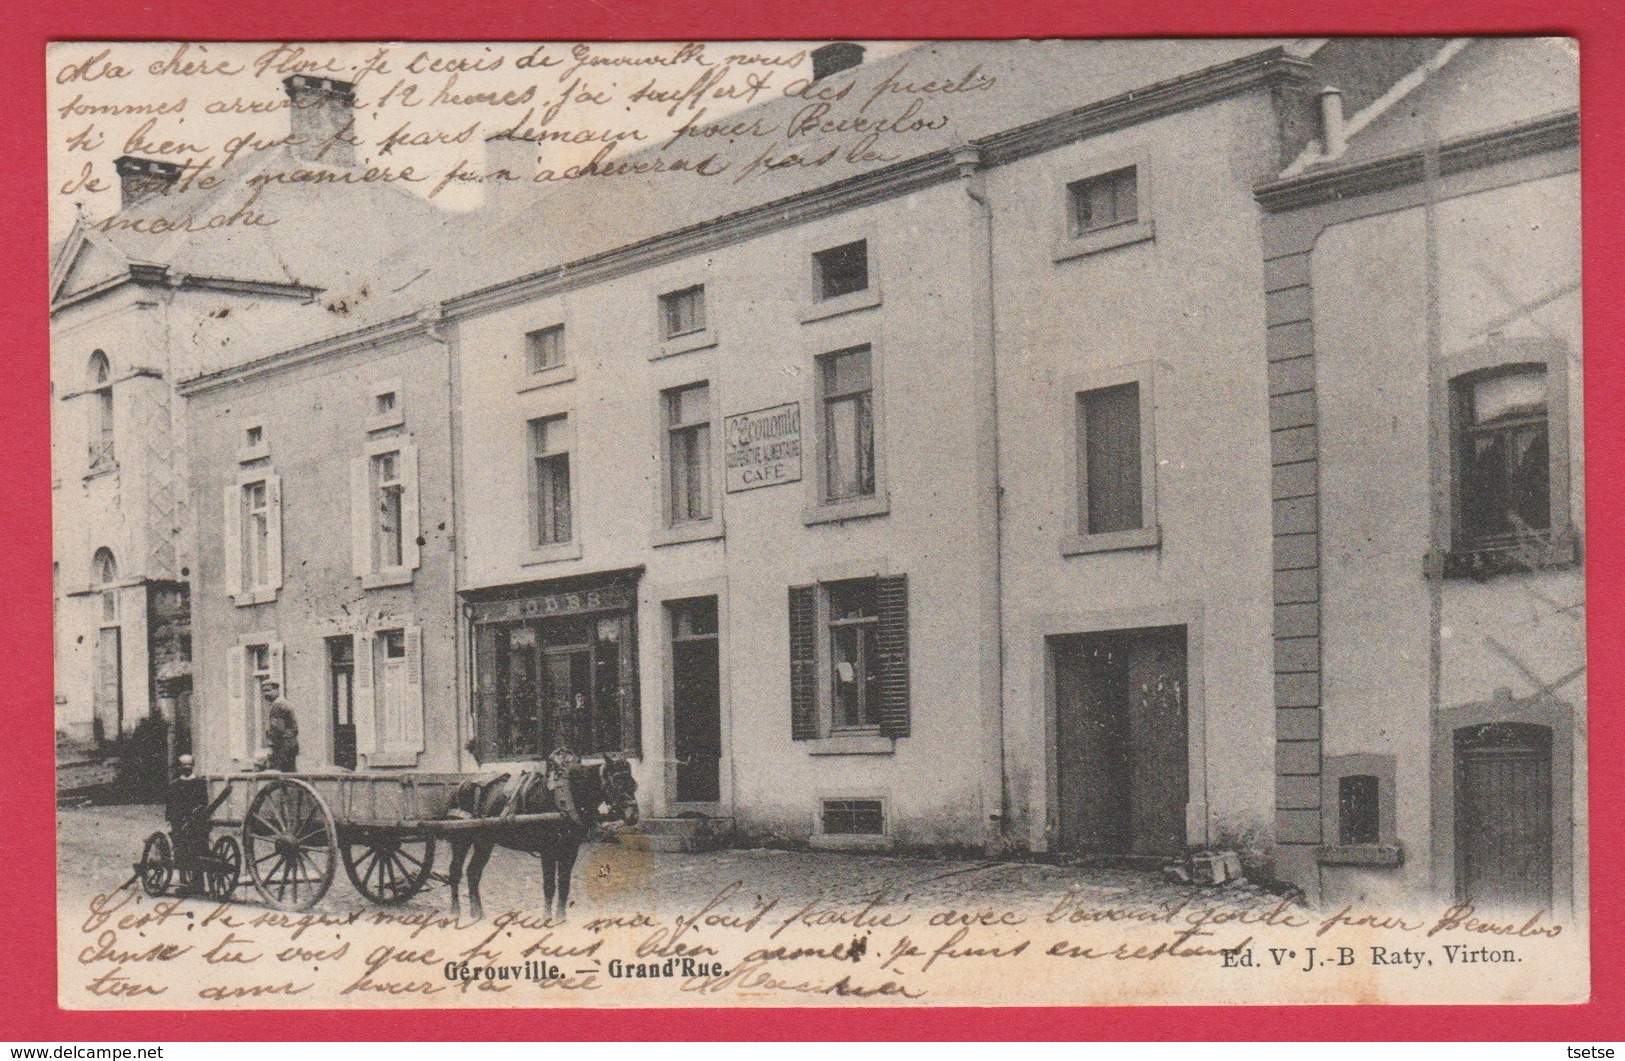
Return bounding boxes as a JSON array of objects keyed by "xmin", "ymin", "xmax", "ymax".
[
  {"xmin": 400, "ymin": 445, "xmax": 421, "ymax": 573},
  {"xmin": 223, "ymin": 484, "xmax": 242, "ymax": 597},
  {"xmin": 353, "ymin": 632, "xmax": 376, "ymax": 757},
  {"xmin": 403, "ymin": 625, "xmax": 424, "ymax": 752},
  {"xmin": 226, "ymin": 645, "xmax": 246, "ymax": 762},
  {"xmin": 350, "ymin": 457, "xmax": 372, "ymax": 576},
  {"xmin": 876, "ymin": 575, "xmax": 910, "ymax": 738},
  {"xmin": 265, "ymin": 474, "xmax": 284, "ymax": 591},
  {"xmin": 788, "ymin": 584, "xmax": 818, "ymax": 740}
]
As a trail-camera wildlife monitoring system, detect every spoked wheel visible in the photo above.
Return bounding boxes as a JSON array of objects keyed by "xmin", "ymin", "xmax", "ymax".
[
  {"xmin": 208, "ymin": 834, "xmax": 242, "ymax": 901},
  {"xmin": 342, "ymin": 833, "xmax": 437, "ymax": 905},
  {"xmin": 242, "ymin": 778, "xmax": 337, "ymax": 911},
  {"xmin": 139, "ymin": 832, "xmax": 173, "ymax": 897}
]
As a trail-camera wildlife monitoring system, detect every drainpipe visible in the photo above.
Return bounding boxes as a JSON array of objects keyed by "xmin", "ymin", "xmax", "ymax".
[
  {"xmin": 420, "ymin": 303, "xmax": 466, "ymax": 772},
  {"xmin": 954, "ymin": 144, "xmax": 1010, "ymax": 855}
]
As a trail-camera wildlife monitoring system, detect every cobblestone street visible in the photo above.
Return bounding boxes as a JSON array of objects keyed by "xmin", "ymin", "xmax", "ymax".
[{"xmin": 58, "ymin": 803, "xmax": 1279, "ymax": 922}]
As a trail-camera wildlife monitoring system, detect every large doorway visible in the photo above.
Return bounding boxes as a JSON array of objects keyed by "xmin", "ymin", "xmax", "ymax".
[
  {"xmin": 1455, "ymin": 722, "xmax": 1553, "ymax": 910},
  {"xmin": 668, "ymin": 597, "xmax": 721, "ymax": 804},
  {"xmin": 1053, "ymin": 626, "xmax": 1188, "ymax": 856}
]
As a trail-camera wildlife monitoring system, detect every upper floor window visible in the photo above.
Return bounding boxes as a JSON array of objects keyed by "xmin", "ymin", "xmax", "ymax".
[
  {"xmin": 1068, "ymin": 166, "xmax": 1138, "ymax": 236},
  {"xmin": 224, "ymin": 472, "xmax": 283, "ymax": 603},
  {"xmin": 531, "ymin": 414, "xmax": 573, "ymax": 546},
  {"xmin": 371, "ymin": 451, "xmax": 405, "ymax": 570},
  {"xmin": 814, "ymin": 240, "xmax": 869, "ymax": 301},
  {"xmin": 1453, "ymin": 365, "xmax": 1549, "ymax": 548},
  {"xmin": 93, "ymin": 547, "xmax": 118, "ymax": 623},
  {"xmin": 1064, "ymin": 367, "xmax": 1159, "ymax": 555},
  {"xmin": 526, "ymin": 324, "xmax": 565, "ymax": 374},
  {"xmin": 350, "ymin": 443, "xmax": 419, "ymax": 585},
  {"xmin": 243, "ymin": 480, "xmax": 272, "ymax": 588},
  {"xmin": 88, "ymin": 351, "xmax": 114, "ymax": 472},
  {"xmin": 819, "ymin": 346, "xmax": 875, "ymax": 502},
  {"xmin": 660, "ymin": 285, "xmax": 706, "ymax": 341},
  {"xmin": 664, "ymin": 382, "xmax": 713, "ymax": 525}
]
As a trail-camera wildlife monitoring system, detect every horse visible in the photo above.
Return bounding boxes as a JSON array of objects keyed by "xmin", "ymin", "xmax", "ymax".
[{"xmin": 444, "ymin": 749, "xmax": 638, "ymax": 921}]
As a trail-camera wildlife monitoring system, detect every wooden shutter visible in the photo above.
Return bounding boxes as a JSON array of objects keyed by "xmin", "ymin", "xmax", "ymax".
[
  {"xmin": 1082, "ymin": 383, "xmax": 1143, "ymax": 535},
  {"xmin": 265, "ymin": 474, "xmax": 284, "ymax": 591},
  {"xmin": 222, "ymin": 483, "xmax": 242, "ymax": 597},
  {"xmin": 876, "ymin": 575, "xmax": 910, "ymax": 738},
  {"xmin": 400, "ymin": 444, "xmax": 421, "ymax": 573},
  {"xmin": 350, "ymin": 457, "xmax": 371, "ymax": 577},
  {"xmin": 226, "ymin": 645, "xmax": 246, "ymax": 762},
  {"xmin": 789, "ymin": 584, "xmax": 818, "ymax": 740},
  {"xmin": 403, "ymin": 625, "xmax": 425, "ymax": 752},
  {"xmin": 353, "ymin": 631, "xmax": 376, "ymax": 757}
]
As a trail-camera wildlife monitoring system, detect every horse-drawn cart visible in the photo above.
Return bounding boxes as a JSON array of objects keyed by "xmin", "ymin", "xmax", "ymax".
[{"xmin": 135, "ymin": 769, "xmax": 580, "ymax": 912}]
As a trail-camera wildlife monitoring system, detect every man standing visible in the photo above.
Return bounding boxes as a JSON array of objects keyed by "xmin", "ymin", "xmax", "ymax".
[{"xmin": 262, "ymin": 681, "xmax": 299, "ymax": 772}]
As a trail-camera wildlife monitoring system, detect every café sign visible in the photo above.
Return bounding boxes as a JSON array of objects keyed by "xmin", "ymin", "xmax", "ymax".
[{"xmin": 725, "ymin": 402, "xmax": 803, "ymax": 493}]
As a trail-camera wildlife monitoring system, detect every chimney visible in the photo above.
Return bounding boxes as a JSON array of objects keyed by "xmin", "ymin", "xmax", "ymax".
[
  {"xmin": 1319, "ymin": 86, "xmax": 1347, "ymax": 160},
  {"xmin": 113, "ymin": 155, "xmax": 183, "ymax": 208},
  {"xmin": 483, "ymin": 131, "xmax": 538, "ymax": 207},
  {"xmin": 811, "ymin": 42, "xmax": 866, "ymax": 81},
  {"xmin": 284, "ymin": 74, "xmax": 358, "ymax": 166}
]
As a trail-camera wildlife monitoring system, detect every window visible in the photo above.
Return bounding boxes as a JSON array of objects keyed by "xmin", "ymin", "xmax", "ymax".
[
  {"xmin": 1454, "ymin": 366, "xmax": 1549, "ymax": 548},
  {"xmin": 226, "ymin": 472, "xmax": 282, "ymax": 601},
  {"xmin": 821, "ymin": 798, "xmax": 885, "ymax": 835},
  {"xmin": 227, "ymin": 639, "xmax": 282, "ymax": 761},
  {"xmin": 245, "ymin": 425, "xmax": 263, "ymax": 448},
  {"xmin": 659, "ymin": 285, "xmax": 706, "ymax": 340},
  {"xmin": 353, "ymin": 626, "xmax": 425, "ymax": 765},
  {"xmin": 88, "ymin": 351, "xmax": 114, "ymax": 471},
  {"xmin": 246, "ymin": 643, "xmax": 272, "ymax": 756},
  {"xmin": 1068, "ymin": 166, "xmax": 1138, "ymax": 235},
  {"xmin": 1064, "ymin": 368, "xmax": 1158, "ymax": 555},
  {"xmin": 375, "ymin": 391, "xmax": 397, "ymax": 417},
  {"xmin": 328, "ymin": 636, "xmax": 356, "ymax": 770},
  {"xmin": 789, "ymin": 575, "xmax": 909, "ymax": 743},
  {"xmin": 1079, "ymin": 382, "xmax": 1142, "ymax": 534},
  {"xmin": 531, "ymin": 415, "xmax": 573, "ymax": 546},
  {"xmin": 826, "ymin": 580, "xmax": 879, "ymax": 729},
  {"xmin": 371, "ymin": 451, "xmax": 404, "ymax": 570},
  {"xmin": 92, "ymin": 547, "xmax": 118, "ymax": 623},
  {"xmin": 814, "ymin": 240, "xmax": 869, "ymax": 300},
  {"xmin": 1338, "ymin": 775, "xmax": 1380, "ymax": 845},
  {"xmin": 243, "ymin": 481, "xmax": 271, "ymax": 589},
  {"xmin": 526, "ymin": 324, "xmax": 565, "ymax": 374},
  {"xmin": 819, "ymin": 346, "xmax": 875, "ymax": 502},
  {"xmin": 665, "ymin": 383, "xmax": 713, "ymax": 524}
]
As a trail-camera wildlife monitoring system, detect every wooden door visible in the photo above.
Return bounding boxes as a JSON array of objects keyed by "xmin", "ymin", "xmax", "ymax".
[
  {"xmin": 1455, "ymin": 723, "xmax": 1553, "ymax": 910},
  {"xmin": 94, "ymin": 626, "xmax": 122, "ymax": 744},
  {"xmin": 545, "ymin": 644, "xmax": 593, "ymax": 755},
  {"xmin": 1055, "ymin": 626, "xmax": 1188, "ymax": 856}
]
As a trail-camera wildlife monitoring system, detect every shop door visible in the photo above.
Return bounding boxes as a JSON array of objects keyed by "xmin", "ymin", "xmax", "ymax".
[
  {"xmin": 1455, "ymin": 723, "xmax": 1553, "ymax": 910},
  {"xmin": 545, "ymin": 644, "xmax": 595, "ymax": 755},
  {"xmin": 1054, "ymin": 626, "xmax": 1188, "ymax": 856}
]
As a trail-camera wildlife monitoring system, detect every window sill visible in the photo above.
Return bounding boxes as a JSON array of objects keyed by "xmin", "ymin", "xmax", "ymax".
[
  {"xmin": 803, "ymin": 492, "xmax": 890, "ymax": 526},
  {"xmin": 522, "ymin": 540, "xmax": 583, "ymax": 566},
  {"xmin": 365, "ymin": 413, "xmax": 405, "ymax": 434},
  {"xmin": 517, "ymin": 364, "xmax": 577, "ymax": 392},
  {"xmin": 1052, "ymin": 219, "xmax": 1156, "ymax": 263},
  {"xmin": 806, "ymin": 734, "xmax": 895, "ymax": 756},
  {"xmin": 236, "ymin": 443, "xmax": 270, "ymax": 465},
  {"xmin": 1060, "ymin": 525, "xmax": 1161, "ymax": 556},
  {"xmin": 233, "ymin": 588, "xmax": 277, "ymax": 607},
  {"xmin": 653, "ymin": 520, "xmax": 724, "ymax": 548},
  {"xmin": 800, "ymin": 286, "xmax": 882, "ymax": 324},
  {"xmin": 1440, "ymin": 529, "xmax": 1580, "ymax": 580},
  {"xmin": 361, "ymin": 568, "xmax": 415, "ymax": 590},
  {"xmin": 653, "ymin": 327, "xmax": 718, "ymax": 361},
  {"xmin": 1316, "ymin": 843, "xmax": 1403, "ymax": 868},
  {"xmin": 365, "ymin": 749, "xmax": 423, "ymax": 768},
  {"xmin": 809, "ymin": 833, "xmax": 893, "ymax": 853}
]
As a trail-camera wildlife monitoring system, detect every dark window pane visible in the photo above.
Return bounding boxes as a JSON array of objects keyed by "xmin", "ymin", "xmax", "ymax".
[
  {"xmin": 1339, "ymin": 774, "xmax": 1380, "ymax": 845},
  {"xmin": 815, "ymin": 240, "xmax": 869, "ymax": 300},
  {"xmin": 1455, "ymin": 368, "xmax": 1550, "ymax": 545},
  {"xmin": 1081, "ymin": 382, "xmax": 1143, "ymax": 534},
  {"xmin": 1069, "ymin": 167, "xmax": 1138, "ymax": 234}
]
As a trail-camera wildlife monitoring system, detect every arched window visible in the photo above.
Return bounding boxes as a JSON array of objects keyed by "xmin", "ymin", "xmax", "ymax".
[
  {"xmin": 87, "ymin": 351, "xmax": 114, "ymax": 471},
  {"xmin": 93, "ymin": 547, "xmax": 119, "ymax": 623}
]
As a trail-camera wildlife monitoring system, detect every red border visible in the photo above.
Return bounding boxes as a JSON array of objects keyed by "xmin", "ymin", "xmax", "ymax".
[{"xmin": 6, "ymin": 0, "xmax": 1621, "ymax": 1041}]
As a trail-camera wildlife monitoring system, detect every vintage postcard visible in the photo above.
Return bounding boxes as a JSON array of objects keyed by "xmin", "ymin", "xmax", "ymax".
[{"xmin": 47, "ymin": 37, "xmax": 1586, "ymax": 1009}]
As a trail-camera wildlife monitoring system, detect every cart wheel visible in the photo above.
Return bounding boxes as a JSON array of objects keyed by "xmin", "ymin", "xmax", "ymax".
[
  {"xmin": 208, "ymin": 834, "xmax": 242, "ymax": 901},
  {"xmin": 343, "ymin": 834, "xmax": 437, "ymax": 905},
  {"xmin": 242, "ymin": 777, "xmax": 337, "ymax": 912},
  {"xmin": 139, "ymin": 832, "xmax": 173, "ymax": 897}
]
